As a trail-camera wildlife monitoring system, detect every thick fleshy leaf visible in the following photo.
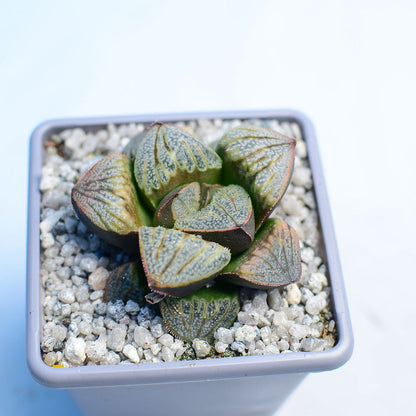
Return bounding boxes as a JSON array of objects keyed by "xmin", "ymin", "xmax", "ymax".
[
  {"xmin": 175, "ymin": 185, "xmax": 255, "ymax": 254},
  {"xmin": 71, "ymin": 154, "xmax": 151, "ymax": 252},
  {"xmin": 153, "ymin": 182, "xmax": 202, "ymax": 228},
  {"xmin": 217, "ymin": 125, "xmax": 296, "ymax": 230},
  {"xmin": 160, "ymin": 284, "xmax": 239, "ymax": 343},
  {"xmin": 134, "ymin": 123, "xmax": 222, "ymax": 210},
  {"xmin": 104, "ymin": 262, "xmax": 149, "ymax": 304},
  {"xmin": 139, "ymin": 226, "xmax": 231, "ymax": 297},
  {"xmin": 220, "ymin": 218, "xmax": 301, "ymax": 289}
]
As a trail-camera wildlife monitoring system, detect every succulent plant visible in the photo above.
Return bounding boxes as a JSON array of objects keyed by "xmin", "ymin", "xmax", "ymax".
[
  {"xmin": 71, "ymin": 122, "xmax": 301, "ymax": 344},
  {"xmin": 71, "ymin": 154, "xmax": 151, "ymax": 252},
  {"xmin": 217, "ymin": 125, "xmax": 296, "ymax": 230}
]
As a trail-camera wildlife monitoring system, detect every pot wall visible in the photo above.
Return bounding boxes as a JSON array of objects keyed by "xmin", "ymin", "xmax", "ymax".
[
  {"xmin": 69, "ymin": 373, "xmax": 307, "ymax": 416},
  {"xmin": 27, "ymin": 109, "xmax": 353, "ymax": 416}
]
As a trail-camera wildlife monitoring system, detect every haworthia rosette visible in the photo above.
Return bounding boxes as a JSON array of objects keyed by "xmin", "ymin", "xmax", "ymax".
[
  {"xmin": 220, "ymin": 218, "xmax": 301, "ymax": 289},
  {"xmin": 134, "ymin": 123, "xmax": 222, "ymax": 210},
  {"xmin": 138, "ymin": 226, "xmax": 231, "ymax": 297},
  {"xmin": 160, "ymin": 284, "xmax": 239, "ymax": 343},
  {"xmin": 71, "ymin": 154, "xmax": 151, "ymax": 252},
  {"xmin": 217, "ymin": 125, "xmax": 296, "ymax": 230}
]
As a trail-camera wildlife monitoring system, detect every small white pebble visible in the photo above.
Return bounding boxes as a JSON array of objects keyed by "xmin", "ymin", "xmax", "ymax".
[
  {"xmin": 264, "ymin": 344, "xmax": 280, "ymax": 355},
  {"xmin": 267, "ymin": 288, "xmax": 284, "ymax": 310},
  {"xmin": 260, "ymin": 326, "xmax": 272, "ymax": 345},
  {"xmin": 285, "ymin": 284, "xmax": 302, "ymax": 305},
  {"xmin": 125, "ymin": 300, "xmax": 140, "ymax": 314},
  {"xmin": 215, "ymin": 327, "xmax": 234, "ymax": 345},
  {"xmin": 40, "ymin": 209, "xmax": 65, "ymax": 234},
  {"xmin": 215, "ymin": 341, "xmax": 228, "ymax": 354},
  {"xmin": 61, "ymin": 304, "xmax": 71, "ymax": 317},
  {"xmin": 305, "ymin": 293, "xmax": 327, "ymax": 315},
  {"xmin": 150, "ymin": 323, "xmax": 164, "ymax": 338},
  {"xmin": 80, "ymin": 255, "xmax": 98, "ymax": 273},
  {"xmin": 107, "ymin": 325, "xmax": 127, "ymax": 352},
  {"xmin": 90, "ymin": 290, "xmax": 104, "ymax": 301},
  {"xmin": 307, "ymin": 272, "xmax": 328, "ymax": 294},
  {"xmin": 41, "ymin": 232, "xmax": 55, "ymax": 248},
  {"xmin": 75, "ymin": 285, "xmax": 89, "ymax": 303},
  {"xmin": 281, "ymin": 194, "xmax": 305, "ymax": 217},
  {"xmin": 64, "ymin": 337, "xmax": 86, "ymax": 365},
  {"xmin": 151, "ymin": 343, "xmax": 162, "ymax": 356},
  {"xmin": 51, "ymin": 325, "xmax": 67, "ymax": 342},
  {"xmin": 123, "ymin": 344, "xmax": 140, "ymax": 363},
  {"xmin": 160, "ymin": 346, "xmax": 175, "ymax": 362},
  {"xmin": 158, "ymin": 333, "xmax": 174, "ymax": 347},
  {"xmin": 102, "ymin": 351, "xmax": 121, "ymax": 365},
  {"xmin": 234, "ymin": 325, "xmax": 259, "ymax": 344},
  {"xmin": 230, "ymin": 341, "xmax": 246, "ymax": 353},
  {"xmin": 289, "ymin": 323, "xmax": 310, "ymax": 339},
  {"xmin": 60, "ymin": 240, "xmax": 79, "ymax": 257},
  {"xmin": 277, "ymin": 339, "xmax": 290, "ymax": 351},
  {"xmin": 86, "ymin": 340, "xmax": 107, "ymax": 363},
  {"xmin": 295, "ymin": 140, "xmax": 307, "ymax": 158},
  {"xmin": 272, "ymin": 311, "xmax": 288, "ymax": 327},
  {"xmin": 252, "ymin": 290, "xmax": 269, "ymax": 312},
  {"xmin": 88, "ymin": 267, "xmax": 109, "ymax": 290},
  {"xmin": 44, "ymin": 352, "xmax": 57, "ymax": 366},
  {"xmin": 292, "ymin": 167, "xmax": 312, "ymax": 187},
  {"xmin": 237, "ymin": 310, "xmax": 260, "ymax": 326},
  {"xmin": 192, "ymin": 339, "xmax": 211, "ymax": 358},
  {"xmin": 58, "ymin": 288, "xmax": 75, "ymax": 304},
  {"xmin": 78, "ymin": 321, "xmax": 92, "ymax": 336},
  {"xmin": 300, "ymin": 337, "xmax": 327, "ymax": 352},
  {"xmin": 301, "ymin": 287, "xmax": 314, "ymax": 304},
  {"xmin": 134, "ymin": 326, "xmax": 155, "ymax": 349}
]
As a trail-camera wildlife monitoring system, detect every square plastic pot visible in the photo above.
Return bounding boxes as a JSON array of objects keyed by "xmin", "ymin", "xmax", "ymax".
[{"xmin": 27, "ymin": 109, "xmax": 353, "ymax": 416}]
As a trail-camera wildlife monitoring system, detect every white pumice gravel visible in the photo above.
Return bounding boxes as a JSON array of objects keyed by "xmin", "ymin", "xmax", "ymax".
[{"xmin": 39, "ymin": 118, "xmax": 337, "ymax": 367}]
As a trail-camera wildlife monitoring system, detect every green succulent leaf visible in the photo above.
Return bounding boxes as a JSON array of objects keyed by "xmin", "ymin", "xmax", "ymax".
[
  {"xmin": 175, "ymin": 184, "xmax": 255, "ymax": 255},
  {"xmin": 71, "ymin": 154, "xmax": 152, "ymax": 252},
  {"xmin": 160, "ymin": 284, "xmax": 240, "ymax": 343},
  {"xmin": 153, "ymin": 182, "xmax": 202, "ymax": 228},
  {"xmin": 221, "ymin": 218, "xmax": 301, "ymax": 289},
  {"xmin": 139, "ymin": 226, "xmax": 231, "ymax": 297},
  {"xmin": 104, "ymin": 262, "xmax": 149, "ymax": 305},
  {"xmin": 217, "ymin": 125, "xmax": 296, "ymax": 230},
  {"xmin": 134, "ymin": 123, "xmax": 222, "ymax": 210}
]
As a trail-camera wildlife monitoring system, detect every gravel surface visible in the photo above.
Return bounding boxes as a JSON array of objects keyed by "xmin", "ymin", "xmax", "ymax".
[{"xmin": 39, "ymin": 118, "xmax": 337, "ymax": 367}]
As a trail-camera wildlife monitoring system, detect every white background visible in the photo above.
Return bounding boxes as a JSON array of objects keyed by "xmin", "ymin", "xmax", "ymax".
[{"xmin": 1, "ymin": 1, "xmax": 415, "ymax": 414}]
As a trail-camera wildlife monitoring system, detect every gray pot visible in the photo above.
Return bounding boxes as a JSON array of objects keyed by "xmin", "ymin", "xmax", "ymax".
[{"xmin": 26, "ymin": 110, "xmax": 353, "ymax": 416}]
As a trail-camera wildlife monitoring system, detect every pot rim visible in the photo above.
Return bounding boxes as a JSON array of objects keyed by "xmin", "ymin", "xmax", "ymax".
[{"xmin": 26, "ymin": 109, "xmax": 353, "ymax": 388}]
